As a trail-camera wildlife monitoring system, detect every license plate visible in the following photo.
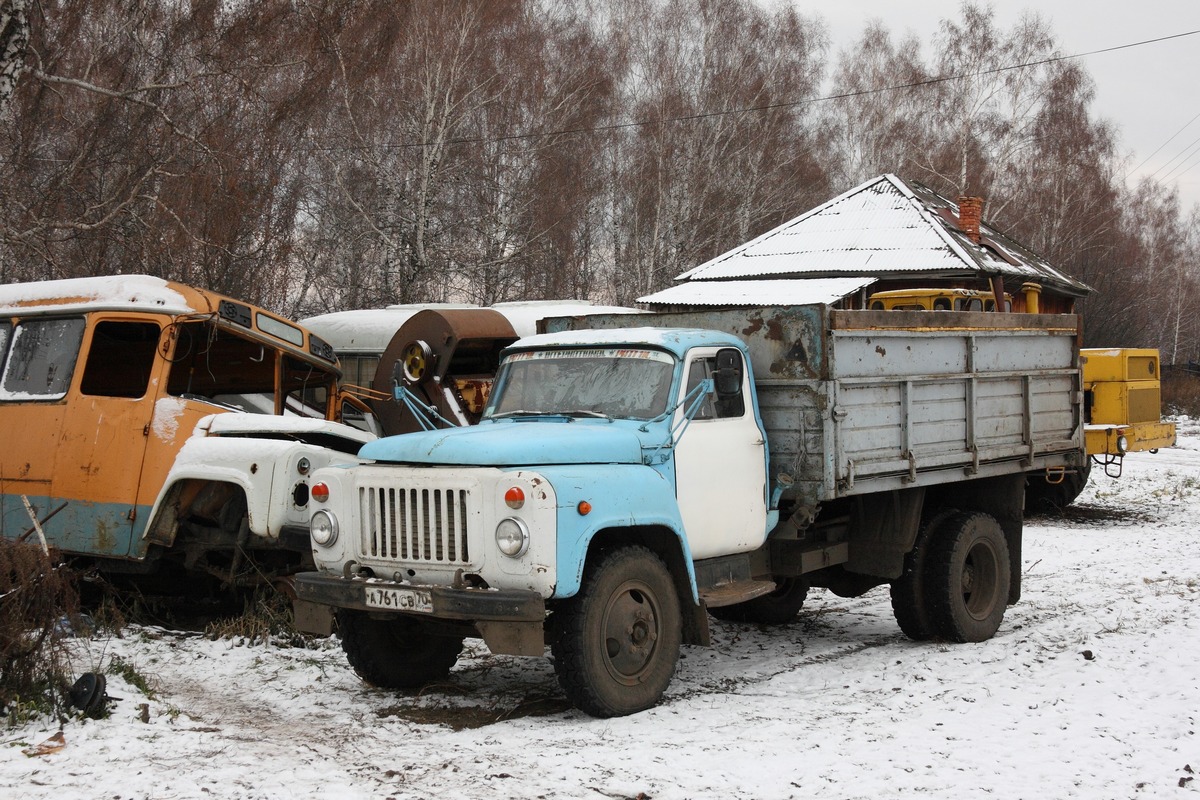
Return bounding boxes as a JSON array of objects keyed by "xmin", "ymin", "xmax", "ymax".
[{"xmin": 363, "ymin": 586, "xmax": 433, "ymax": 613}]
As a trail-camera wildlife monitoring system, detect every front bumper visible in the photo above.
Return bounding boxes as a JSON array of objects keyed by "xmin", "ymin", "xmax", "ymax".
[{"xmin": 293, "ymin": 571, "xmax": 545, "ymax": 623}]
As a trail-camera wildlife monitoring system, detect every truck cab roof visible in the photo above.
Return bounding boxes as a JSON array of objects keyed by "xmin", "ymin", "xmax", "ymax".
[{"xmin": 507, "ymin": 327, "xmax": 747, "ymax": 359}]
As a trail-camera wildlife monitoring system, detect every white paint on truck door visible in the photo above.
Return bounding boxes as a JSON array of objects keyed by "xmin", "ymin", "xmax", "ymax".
[{"xmin": 673, "ymin": 348, "xmax": 769, "ymax": 560}]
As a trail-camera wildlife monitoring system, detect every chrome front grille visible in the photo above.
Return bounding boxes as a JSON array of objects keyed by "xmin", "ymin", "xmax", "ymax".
[{"xmin": 358, "ymin": 485, "xmax": 470, "ymax": 564}]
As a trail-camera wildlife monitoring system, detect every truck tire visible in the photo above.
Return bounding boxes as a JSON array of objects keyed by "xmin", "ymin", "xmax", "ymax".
[
  {"xmin": 890, "ymin": 509, "xmax": 955, "ymax": 641},
  {"xmin": 1024, "ymin": 461, "xmax": 1091, "ymax": 514},
  {"xmin": 551, "ymin": 546, "xmax": 682, "ymax": 718},
  {"xmin": 709, "ymin": 578, "xmax": 809, "ymax": 624},
  {"xmin": 924, "ymin": 512, "xmax": 1010, "ymax": 643},
  {"xmin": 337, "ymin": 610, "xmax": 464, "ymax": 689}
]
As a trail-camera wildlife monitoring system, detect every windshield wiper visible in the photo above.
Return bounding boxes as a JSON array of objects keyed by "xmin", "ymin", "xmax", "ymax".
[
  {"xmin": 490, "ymin": 409, "xmax": 538, "ymax": 419},
  {"xmin": 562, "ymin": 409, "xmax": 612, "ymax": 420}
]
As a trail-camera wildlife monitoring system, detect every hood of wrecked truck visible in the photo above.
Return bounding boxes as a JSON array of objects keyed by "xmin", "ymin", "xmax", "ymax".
[{"xmin": 358, "ymin": 420, "xmax": 646, "ymax": 466}]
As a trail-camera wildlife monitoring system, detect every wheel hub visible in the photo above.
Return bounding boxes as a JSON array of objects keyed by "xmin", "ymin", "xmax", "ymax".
[{"xmin": 603, "ymin": 584, "xmax": 660, "ymax": 682}]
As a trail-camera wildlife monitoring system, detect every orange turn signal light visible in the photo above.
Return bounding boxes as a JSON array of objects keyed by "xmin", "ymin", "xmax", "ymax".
[
  {"xmin": 504, "ymin": 486, "xmax": 525, "ymax": 509},
  {"xmin": 577, "ymin": 500, "xmax": 592, "ymax": 516}
]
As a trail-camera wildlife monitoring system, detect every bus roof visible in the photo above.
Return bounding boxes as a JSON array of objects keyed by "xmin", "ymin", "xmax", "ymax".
[
  {"xmin": 0, "ymin": 275, "xmax": 337, "ymax": 366},
  {"xmin": 0, "ymin": 275, "xmax": 209, "ymax": 316}
]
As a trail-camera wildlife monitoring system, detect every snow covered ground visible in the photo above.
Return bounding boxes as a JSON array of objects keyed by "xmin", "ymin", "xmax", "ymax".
[{"xmin": 4, "ymin": 421, "xmax": 1199, "ymax": 799}]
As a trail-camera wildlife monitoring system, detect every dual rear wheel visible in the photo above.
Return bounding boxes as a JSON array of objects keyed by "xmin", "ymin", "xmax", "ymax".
[{"xmin": 890, "ymin": 510, "xmax": 1010, "ymax": 643}]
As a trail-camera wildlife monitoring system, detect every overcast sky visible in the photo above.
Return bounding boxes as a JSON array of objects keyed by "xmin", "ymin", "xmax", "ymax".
[{"xmin": 813, "ymin": 0, "xmax": 1200, "ymax": 211}]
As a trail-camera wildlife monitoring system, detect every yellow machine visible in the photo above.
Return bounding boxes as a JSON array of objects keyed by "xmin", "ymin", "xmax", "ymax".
[{"xmin": 1082, "ymin": 348, "xmax": 1176, "ymax": 468}]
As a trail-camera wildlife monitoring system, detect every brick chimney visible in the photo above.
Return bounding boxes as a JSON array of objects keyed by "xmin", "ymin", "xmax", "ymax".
[{"xmin": 957, "ymin": 196, "xmax": 983, "ymax": 244}]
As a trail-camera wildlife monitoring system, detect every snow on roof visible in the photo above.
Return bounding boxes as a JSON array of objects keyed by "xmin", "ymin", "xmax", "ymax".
[
  {"xmin": 492, "ymin": 301, "xmax": 643, "ymax": 336},
  {"xmin": 302, "ymin": 301, "xmax": 644, "ymax": 350},
  {"xmin": 299, "ymin": 304, "xmax": 480, "ymax": 351},
  {"xmin": 674, "ymin": 174, "xmax": 1090, "ymax": 297},
  {"xmin": 510, "ymin": 326, "xmax": 741, "ymax": 357},
  {"xmin": 639, "ymin": 277, "xmax": 876, "ymax": 307},
  {"xmin": 0, "ymin": 275, "xmax": 195, "ymax": 315}
]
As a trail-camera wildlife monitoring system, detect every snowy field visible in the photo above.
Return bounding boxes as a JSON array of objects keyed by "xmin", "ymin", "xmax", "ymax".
[{"xmin": 4, "ymin": 421, "xmax": 1199, "ymax": 800}]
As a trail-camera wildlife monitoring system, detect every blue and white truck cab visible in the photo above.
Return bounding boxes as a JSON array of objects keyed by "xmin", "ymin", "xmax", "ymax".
[{"xmin": 295, "ymin": 306, "xmax": 1085, "ymax": 717}]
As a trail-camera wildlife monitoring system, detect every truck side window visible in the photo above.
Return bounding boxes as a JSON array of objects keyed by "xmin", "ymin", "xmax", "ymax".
[
  {"xmin": 0, "ymin": 317, "xmax": 86, "ymax": 400},
  {"xmin": 80, "ymin": 321, "xmax": 161, "ymax": 398},
  {"xmin": 685, "ymin": 355, "xmax": 745, "ymax": 420}
]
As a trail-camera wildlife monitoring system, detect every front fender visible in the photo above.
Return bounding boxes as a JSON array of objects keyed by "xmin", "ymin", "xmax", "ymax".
[
  {"xmin": 144, "ymin": 435, "xmax": 362, "ymax": 547},
  {"xmin": 535, "ymin": 464, "xmax": 695, "ymax": 601}
]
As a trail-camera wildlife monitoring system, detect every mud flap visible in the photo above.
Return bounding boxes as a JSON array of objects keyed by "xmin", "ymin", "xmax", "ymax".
[
  {"xmin": 293, "ymin": 599, "xmax": 334, "ymax": 636},
  {"xmin": 477, "ymin": 620, "xmax": 545, "ymax": 656}
]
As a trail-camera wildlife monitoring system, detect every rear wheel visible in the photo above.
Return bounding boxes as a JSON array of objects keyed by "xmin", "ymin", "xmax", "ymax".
[
  {"xmin": 709, "ymin": 578, "xmax": 809, "ymax": 625},
  {"xmin": 552, "ymin": 546, "xmax": 682, "ymax": 718},
  {"xmin": 890, "ymin": 509, "xmax": 955, "ymax": 640},
  {"xmin": 337, "ymin": 610, "xmax": 464, "ymax": 689},
  {"xmin": 925, "ymin": 512, "xmax": 1010, "ymax": 643}
]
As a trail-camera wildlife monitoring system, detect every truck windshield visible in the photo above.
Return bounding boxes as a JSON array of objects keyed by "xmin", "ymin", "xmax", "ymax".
[{"xmin": 489, "ymin": 347, "xmax": 676, "ymax": 421}]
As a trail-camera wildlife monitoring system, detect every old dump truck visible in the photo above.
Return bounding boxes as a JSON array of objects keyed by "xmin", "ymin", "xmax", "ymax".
[
  {"xmin": 294, "ymin": 304, "xmax": 1085, "ymax": 716},
  {"xmin": 866, "ymin": 287, "xmax": 1176, "ymax": 510},
  {"xmin": 0, "ymin": 276, "xmax": 375, "ymax": 588}
]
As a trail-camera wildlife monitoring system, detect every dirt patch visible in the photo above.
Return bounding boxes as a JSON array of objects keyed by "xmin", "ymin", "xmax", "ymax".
[
  {"xmin": 1026, "ymin": 502, "xmax": 1155, "ymax": 526},
  {"xmin": 377, "ymin": 694, "xmax": 573, "ymax": 730}
]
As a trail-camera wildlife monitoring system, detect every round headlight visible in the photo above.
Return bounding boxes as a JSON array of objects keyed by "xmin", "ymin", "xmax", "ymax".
[
  {"xmin": 495, "ymin": 517, "xmax": 530, "ymax": 558},
  {"xmin": 311, "ymin": 509, "xmax": 339, "ymax": 547},
  {"xmin": 1116, "ymin": 435, "xmax": 1129, "ymax": 454}
]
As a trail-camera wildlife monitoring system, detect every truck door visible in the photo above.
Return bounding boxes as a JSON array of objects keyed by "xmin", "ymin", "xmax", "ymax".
[
  {"xmin": 53, "ymin": 318, "xmax": 164, "ymax": 557},
  {"xmin": 672, "ymin": 348, "xmax": 769, "ymax": 559}
]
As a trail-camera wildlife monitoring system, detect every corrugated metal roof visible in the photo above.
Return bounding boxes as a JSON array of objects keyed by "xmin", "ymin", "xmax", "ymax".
[
  {"xmin": 639, "ymin": 277, "xmax": 877, "ymax": 307},
  {"xmin": 674, "ymin": 174, "xmax": 1090, "ymax": 297}
]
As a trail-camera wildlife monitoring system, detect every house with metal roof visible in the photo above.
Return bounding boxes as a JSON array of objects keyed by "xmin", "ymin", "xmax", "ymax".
[{"xmin": 638, "ymin": 173, "xmax": 1090, "ymax": 312}]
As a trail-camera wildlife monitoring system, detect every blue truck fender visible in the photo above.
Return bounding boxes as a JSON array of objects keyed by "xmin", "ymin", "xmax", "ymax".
[{"xmin": 536, "ymin": 463, "xmax": 698, "ymax": 603}]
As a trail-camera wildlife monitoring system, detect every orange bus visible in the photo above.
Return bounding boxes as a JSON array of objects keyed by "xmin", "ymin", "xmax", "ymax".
[{"xmin": 0, "ymin": 275, "xmax": 374, "ymax": 586}]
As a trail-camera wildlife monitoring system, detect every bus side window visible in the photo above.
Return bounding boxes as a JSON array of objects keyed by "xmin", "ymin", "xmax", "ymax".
[
  {"xmin": 80, "ymin": 321, "xmax": 162, "ymax": 398},
  {"xmin": 0, "ymin": 321, "xmax": 10, "ymax": 376},
  {"xmin": 933, "ymin": 298, "xmax": 951, "ymax": 310},
  {"xmin": 0, "ymin": 318, "xmax": 86, "ymax": 400}
]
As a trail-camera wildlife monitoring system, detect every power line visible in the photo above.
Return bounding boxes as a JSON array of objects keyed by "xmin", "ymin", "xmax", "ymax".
[
  {"xmin": 358, "ymin": 28, "xmax": 1200, "ymax": 151},
  {"xmin": 1130, "ymin": 108, "xmax": 1200, "ymax": 174}
]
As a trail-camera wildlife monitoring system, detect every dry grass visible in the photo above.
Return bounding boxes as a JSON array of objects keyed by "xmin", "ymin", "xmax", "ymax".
[
  {"xmin": 0, "ymin": 540, "xmax": 80, "ymax": 725},
  {"xmin": 1163, "ymin": 369, "xmax": 1200, "ymax": 417}
]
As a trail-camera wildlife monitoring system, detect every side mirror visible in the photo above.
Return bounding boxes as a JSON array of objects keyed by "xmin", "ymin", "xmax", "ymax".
[{"xmin": 713, "ymin": 348, "xmax": 743, "ymax": 398}]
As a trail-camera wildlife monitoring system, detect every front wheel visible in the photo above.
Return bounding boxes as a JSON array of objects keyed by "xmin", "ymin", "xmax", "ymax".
[
  {"xmin": 925, "ymin": 512, "xmax": 1011, "ymax": 643},
  {"xmin": 337, "ymin": 610, "xmax": 464, "ymax": 689},
  {"xmin": 551, "ymin": 546, "xmax": 682, "ymax": 718}
]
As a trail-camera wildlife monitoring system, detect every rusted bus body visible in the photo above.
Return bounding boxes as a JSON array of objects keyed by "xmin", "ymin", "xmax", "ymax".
[{"xmin": 0, "ymin": 276, "xmax": 369, "ymax": 581}]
